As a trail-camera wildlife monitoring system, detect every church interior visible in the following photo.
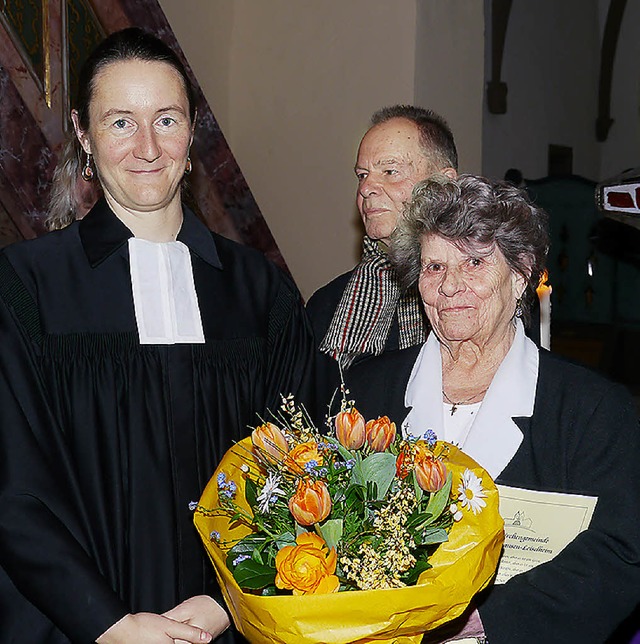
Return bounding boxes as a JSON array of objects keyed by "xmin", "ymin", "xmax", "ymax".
[
  {"xmin": 0, "ymin": 0, "xmax": 639, "ymax": 391},
  {"xmin": 1, "ymin": 2, "xmax": 640, "ymax": 642}
]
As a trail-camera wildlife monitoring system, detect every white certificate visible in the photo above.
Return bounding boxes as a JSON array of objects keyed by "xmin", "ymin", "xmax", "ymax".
[{"xmin": 495, "ymin": 484, "xmax": 597, "ymax": 585}]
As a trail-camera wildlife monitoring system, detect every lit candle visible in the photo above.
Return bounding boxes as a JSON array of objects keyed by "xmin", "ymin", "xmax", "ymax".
[{"xmin": 536, "ymin": 271, "xmax": 552, "ymax": 350}]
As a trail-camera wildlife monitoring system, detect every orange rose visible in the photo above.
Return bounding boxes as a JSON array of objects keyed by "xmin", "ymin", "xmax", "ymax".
[
  {"xmin": 288, "ymin": 479, "xmax": 331, "ymax": 526},
  {"xmin": 414, "ymin": 442, "xmax": 448, "ymax": 493},
  {"xmin": 275, "ymin": 532, "xmax": 339, "ymax": 595},
  {"xmin": 365, "ymin": 416, "xmax": 396, "ymax": 452},
  {"xmin": 251, "ymin": 422, "xmax": 289, "ymax": 462},
  {"xmin": 335, "ymin": 408, "xmax": 366, "ymax": 450},
  {"xmin": 286, "ymin": 441, "xmax": 323, "ymax": 474}
]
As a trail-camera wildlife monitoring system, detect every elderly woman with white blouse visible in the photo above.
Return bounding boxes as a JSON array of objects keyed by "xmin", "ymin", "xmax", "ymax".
[{"xmin": 346, "ymin": 174, "xmax": 640, "ymax": 643}]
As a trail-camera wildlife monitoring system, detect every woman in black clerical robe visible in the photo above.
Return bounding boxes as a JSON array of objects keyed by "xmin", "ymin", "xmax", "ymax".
[
  {"xmin": 0, "ymin": 29, "xmax": 314, "ymax": 643},
  {"xmin": 346, "ymin": 175, "xmax": 640, "ymax": 643}
]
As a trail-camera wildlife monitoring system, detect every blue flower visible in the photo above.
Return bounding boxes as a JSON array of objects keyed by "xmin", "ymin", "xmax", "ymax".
[
  {"xmin": 304, "ymin": 459, "xmax": 319, "ymax": 473},
  {"xmin": 216, "ymin": 473, "xmax": 237, "ymax": 499},
  {"xmin": 188, "ymin": 501, "xmax": 198, "ymax": 511},
  {"xmin": 232, "ymin": 554, "xmax": 251, "ymax": 566},
  {"xmin": 209, "ymin": 530, "xmax": 220, "ymax": 542},
  {"xmin": 422, "ymin": 429, "xmax": 437, "ymax": 448},
  {"xmin": 345, "ymin": 459, "xmax": 356, "ymax": 470}
]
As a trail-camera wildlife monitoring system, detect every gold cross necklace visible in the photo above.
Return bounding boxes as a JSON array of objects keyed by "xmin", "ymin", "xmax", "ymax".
[{"xmin": 442, "ymin": 387, "xmax": 488, "ymax": 416}]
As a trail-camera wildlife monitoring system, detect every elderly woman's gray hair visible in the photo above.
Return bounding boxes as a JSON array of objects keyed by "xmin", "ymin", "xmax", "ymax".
[{"xmin": 391, "ymin": 174, "xmax": 549, "ymax": 324}]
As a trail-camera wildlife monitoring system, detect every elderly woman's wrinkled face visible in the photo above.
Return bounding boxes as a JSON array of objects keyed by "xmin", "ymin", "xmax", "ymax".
[
  {"xmin": 73, "ymin": 59, "xmax": 193, "ymax": 216},
  {"xmin": 419, "ymin": 234, "xmax": 526, "ymax": 346}
]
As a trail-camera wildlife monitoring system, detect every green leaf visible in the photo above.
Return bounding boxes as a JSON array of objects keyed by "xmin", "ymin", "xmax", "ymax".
[
  {"xmin": 317, "ymin": 519, "xmax": 343, "ymax": 550},
  {"xmin": 417, "ymin": 527, "xmax": 449, "ymax": 546},
  {"xmin": 424, "ymin": 471, "xmax": 453, "ymax": 521},
  {"xmin": 350, "ymin": 460, "xmax": 365, "ymax": 487},
  {"xmin": 233, "ymin": 559, "xmax": 276, "ymax": 589},
  {"xmin": 344, "ymin": 483, "xmax": 366, "ymax": 514},
  {"xmin": 252, "ymin": 549, "xmax": 265, "ymax": 565},
  {"xmin": 227, "ymin": 535, "xmax": 267, "ymax": 560},
  {"xmin": 412, "ymin": 470, "xmax": 422, "ymax": 500},
  {"xmin": 325, "ymin": 436, "xmax": 353, "ymax": 462},
  {"xmin": 275, "ymin": 532, "xmax": 296, "ymax": 549},
  {"xmin": 360, "ymin": 452, "xmax": 396, "ymax": 500},
  {"xmin": 405, "ymin": 510, "xmax": 433, "ymax": 531},
  {"xmin": 245, "ymin": 477, "xmax": 258, "ymax": 508},
  {"xmin": 403, "ymin": 559, "xmax": 432, "ymax": 585},
  {"xmin": 414, "ymin": 479, "xmax": 424, "ymax": 504}
]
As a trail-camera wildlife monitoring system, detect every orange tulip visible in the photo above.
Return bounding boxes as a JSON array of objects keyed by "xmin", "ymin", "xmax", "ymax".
[
  {"xmin": 414, "ymin": 443, "xmax": 448, "ymax": 493},
  {"xmin": 335, "ymin": 408, "xmax": 366, "ymax": 450},
  {"xmin": 289, "ymin": 479, "xmax": 332, "ymax": 526},
  {"xmin": 251, "ymin": 422, "xmax": 289, "ymax": 462},
  {"xmin": 287, "ymin": 441, "xmax": 323, "ymax": 474},
  {"xmin": 395, "ymin": 442, "xmax": 414, "ymax": 479},
  {"xmin": 275, "ymin": 532, "xmax": 339, "ymax": 595},
  {"xmin": 365, "ymin": 416, "xmax": 396, "ymax": 452}
]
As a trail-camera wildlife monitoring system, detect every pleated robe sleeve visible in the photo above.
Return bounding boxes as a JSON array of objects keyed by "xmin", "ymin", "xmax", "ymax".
[
  {"xmin": 0, "ymin": 255, "xmax": 127, "ymax": 642},
  {"xmin": 264, "ymin": 273, "xmax": 317, "ymax": 417}
]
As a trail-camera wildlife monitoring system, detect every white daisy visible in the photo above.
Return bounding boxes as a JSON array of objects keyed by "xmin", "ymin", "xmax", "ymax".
[
  {"xmin": 458, "ymin": 469, "xmax": 487, "ymax": 515},
  {"xmin": 256, "ymin": 473, "xmax": 285, "ymax": 513}
]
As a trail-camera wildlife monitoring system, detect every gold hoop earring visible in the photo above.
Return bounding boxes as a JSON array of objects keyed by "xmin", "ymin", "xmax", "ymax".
[
  {"xmin": 185, "ymin": 157, "xmax": 192, "ymax": 175},
  {"xmin": 81, "ymin": 153, "xmax": 94, "ymax": 181}
]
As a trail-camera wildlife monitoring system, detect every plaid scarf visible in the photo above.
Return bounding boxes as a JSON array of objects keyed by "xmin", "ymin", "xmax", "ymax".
[{"xmin": 319, "ymin": 236, "xmax": 428, "ymax": 369}]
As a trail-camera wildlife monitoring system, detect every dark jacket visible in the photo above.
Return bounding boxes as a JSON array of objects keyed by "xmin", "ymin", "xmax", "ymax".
[{"xmin": 346, "ymin": 346, "xmax": 640, "ymax": 643}]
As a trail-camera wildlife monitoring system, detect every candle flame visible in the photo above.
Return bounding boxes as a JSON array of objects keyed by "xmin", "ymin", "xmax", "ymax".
[{"xmin": 536, "ymin": 270, "xmax": 551, "ymax": 295}]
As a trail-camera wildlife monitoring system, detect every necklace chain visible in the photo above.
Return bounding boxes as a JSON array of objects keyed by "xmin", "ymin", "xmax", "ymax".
[{"xmin": 442, "ymin": 387, "xmax": 488, "ymax": 416}]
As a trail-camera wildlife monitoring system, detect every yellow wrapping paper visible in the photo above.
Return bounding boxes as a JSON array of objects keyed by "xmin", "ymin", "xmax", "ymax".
[{"xmin": 194, "ymin": 438, "xmax": 504, "ymax": 644}]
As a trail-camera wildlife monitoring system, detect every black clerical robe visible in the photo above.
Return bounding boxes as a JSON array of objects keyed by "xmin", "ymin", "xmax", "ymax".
[{"xmin": 0, "ymin": 199, "xmax": 314, "ymax": 642}]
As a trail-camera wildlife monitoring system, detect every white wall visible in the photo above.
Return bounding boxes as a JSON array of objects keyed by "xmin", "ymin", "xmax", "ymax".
[
  {"xmin": 158, "ymin": 0, "xmax": 415, "ymax": 298},
  {"xmin": 159, "ymin": 0, "xmax": 485, "ymax": 299},
  {"xmin": 480, "ymin": 0, "xmax": 639, "ymax": 183},
  {"xmin": 415, "ymin": 1, "xmax": 485, "ymax": 174},
  {"xmin": 225, "ymin": 1, "xmax": 418, "ymax": 299},
  {"xmin": 482, "ymin": 0, "xmax": 601, "ymax": 181},
  {"xmin": 157, "ymin": 0, "xmax": 640, "ymax": 295},
  {"xmin": 599, "ymin": 0, "xmax": 640, "ymax": 179}
]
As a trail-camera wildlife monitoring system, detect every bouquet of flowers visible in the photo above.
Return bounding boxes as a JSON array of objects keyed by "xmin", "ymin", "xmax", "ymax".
[{"xmin": 194, "ymin": 394, "xmax": 504, "ymax": 643}]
